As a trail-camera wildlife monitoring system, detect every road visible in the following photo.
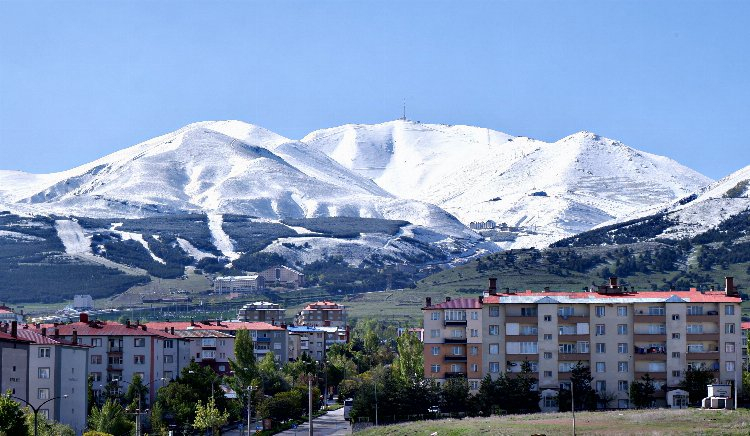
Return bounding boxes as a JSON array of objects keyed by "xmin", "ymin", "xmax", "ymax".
[{"xmin": 223, "ymin": 407, "xmax": 350, "ymax": 436}]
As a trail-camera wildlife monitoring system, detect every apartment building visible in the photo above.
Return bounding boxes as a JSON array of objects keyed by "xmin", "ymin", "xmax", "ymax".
[
  {"xmin": 287, "ymin": 325, "xmax": 349, "ymax": 362},
  {"xmin": 423, "ymin": 277, "xmax": 742, "ymax": 410},
  {"xmin": 237, "ymin": 301, "xmax": 286, "ymax": 324},
  {"xmin": 422, "ymin": 297, "xmax": 484, "ymax": 391},
  {"xmin": 294, "ymin": 301, "xmax": 346, "ymax": 328},
  {"xmin": 146, "ymin": 320, "xmax": 288, "ymax": 363},
  {"xmin": 17, "ymin": 327, "xmax": 89, "ymax": 435},
  {"xmin": 0, "ymin": 325, "xmax": 30, "ymax": 400},
  {"xmin": 172, "ymin": 330, "xmax": 234, "ymax": 374},
  {"xmin": 38, "ymin": 315, "xmax": 190, "ymax": 405}
]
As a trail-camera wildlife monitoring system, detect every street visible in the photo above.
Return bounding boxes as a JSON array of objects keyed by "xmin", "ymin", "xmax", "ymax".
[{"xmin": 222, "ymin": 407, "xmax": 350, "ymax": 436}]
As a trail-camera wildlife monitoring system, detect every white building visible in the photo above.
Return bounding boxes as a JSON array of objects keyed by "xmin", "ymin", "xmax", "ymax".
[{"xmin": 214, "ymin": 275, "xmax": 265, "ymax": 293}]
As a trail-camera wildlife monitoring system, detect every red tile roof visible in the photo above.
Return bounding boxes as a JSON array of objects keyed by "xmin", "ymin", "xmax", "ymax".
[
  {"xmin": 0, "ymin": 331, "xmax": 32, "ymax": 343},
  {"xmin": 303, "ymin": 301, "xmax": 344, "ymax": 310},
  {"xmin": 145, "ymin": 320, "xmax": 285, "ymax": 332},
  {"xmin": 35, "ymin": 321, "xmax": 183, "ymax": 339},
  {"xmin": 422, "ymin": 298, "xmax": 482, "ymax": 310},
  {"xmin": 483, "ymin": 290, "xmax": 741, "ymax": 304},
  {"xmin": 741, "ymin": 322, "xmax": 750, "ymax": 330},
  {"xmin": 15, "ymin": 328, "xmax": 88, "ymax": 347}
]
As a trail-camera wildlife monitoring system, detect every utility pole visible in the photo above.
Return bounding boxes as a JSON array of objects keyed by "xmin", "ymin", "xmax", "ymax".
[
  {"xmin": 571, "ymin": 382, "xmax": 576, "ymax": 436},
  {"xmin": 308, "ymin": 377, "xmax": 313, "ymax": 436},
  {"xmin": 374, "ymin": 378, "xmax": 378, "ymax": 426}
]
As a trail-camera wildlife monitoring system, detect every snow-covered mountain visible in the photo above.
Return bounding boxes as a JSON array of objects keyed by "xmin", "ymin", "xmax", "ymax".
[{"xmin": 303, "ymin": 121, "xmax": 711, "ymax": 248}]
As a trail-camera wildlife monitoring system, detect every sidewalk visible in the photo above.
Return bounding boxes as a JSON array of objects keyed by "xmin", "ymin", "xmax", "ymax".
[{"xmin": 222, "ymin": 407, "xmax": 350, "ymax": 436}]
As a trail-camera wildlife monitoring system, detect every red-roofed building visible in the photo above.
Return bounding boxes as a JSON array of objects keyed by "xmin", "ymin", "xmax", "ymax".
[
  {"xmin": 0, "ymin": 323, "xmax": 31, "ymax": 409},
  {"xmin": 294, "ymin": 301, "xmax": 346, "ymax": 328},
  {"xmin": 34, "ymin": 314, "xmax": 191, "ymax": 406},
  {"xmin": 423, "ymin": 277, "xmax": 743, "ymax": 410}
]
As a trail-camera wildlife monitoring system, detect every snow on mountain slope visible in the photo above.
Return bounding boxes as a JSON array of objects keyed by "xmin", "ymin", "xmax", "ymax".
[{"xmin": 304, "ymin": 123, "xmax": 711, "ymax": 248}]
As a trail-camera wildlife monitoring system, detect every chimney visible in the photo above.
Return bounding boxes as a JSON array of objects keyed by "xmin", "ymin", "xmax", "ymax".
[
  {"xmin": 53, "ymin": 328, "xmax": 59, "ymax": 337},
  {"xmin": 488, "ymin": 277, "xmax": 498, "ymax": 295},
  {"xmin": 280, "ymin": 323, "xmax": 287, "ymax": 329},
  {"xmin": 271, "ymin": 318, "xmax": 275, "ymax": 326},
  {"xmin": 726, "ymin": 277, "xmax": 737, "ymax": 296},
  {"xmin": 141, "ymin": 325, "xmax": 147, "ymax": 331},
  {"xmin": 710, "ymin": 285, "xmax": 716, "ymax": 291},
  {"xmin": 79, "ymin": 313, "xmax": 89, "ymax": 323},
  {"xmin": 445, "ymin": 296, "xmax": 451, "ymax": 302},
  {"xmin": 41, "ymin": 327, "xmax": 47, "ymax": 337},
  {"xmin": 425, "ymin": 297, "xmax": 432, "ymax": 307},
  {"xmin": 190, "ymin": 318, "xmax": 196, "ymax": 327},
  {"xmin": 72, "ymin": 329, "xmax": 78, "ymax": 344},
  {"xmin": 170, "ymin": 327, "xmax": 175, "ymax": 335},
  {"xmin": 10, "ymin": 321, "xmax": 17, "ymax": 338},
  {"xmin": 125, "ymin": 319, "xmax": 131, "ymax": 328},
  {"xmin": 478, "ymin": 296, "xmax": 484, "ymax": 304},
  {"xmin": 543, "ymin": 286, "xmax": 550, "ymax": 292},
  {"xmin": 670, "ymin": 284, "xmax": 676, "ymax": 291},
  {"xmin": 609, "ymin": 277, "xmax": 618, "ymax": 288}
]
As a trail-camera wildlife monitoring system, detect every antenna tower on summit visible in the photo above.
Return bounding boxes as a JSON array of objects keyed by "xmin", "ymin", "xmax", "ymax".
[{"xmin": 401, "ymin": 99, "xmax": 407, "ymax": 121}]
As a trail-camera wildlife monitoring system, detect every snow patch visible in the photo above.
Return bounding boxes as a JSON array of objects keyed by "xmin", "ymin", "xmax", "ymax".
[
  {"xmin": 177, "ymin": 237, "xmax": 214, "ymax": 261},
  {"xmin": 207, "ymin": 213, "xmax": 239, "ymax": 260},
  {"xmin": 54, "ymin": 219, "xmax": 92, "ymax": 255}
]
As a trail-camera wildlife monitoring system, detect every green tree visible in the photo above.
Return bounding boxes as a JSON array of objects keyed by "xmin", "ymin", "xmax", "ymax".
[
  {"xmin": 155, "ymin": 362, "xmax": 225, "ymax": 431},
  {"xmin": 257, "ymin": 351, "xmax": 288, "ymax": 395},
  {"xmin": 393, "ymin": 331, "xmax": 424, "ymax": 384},
  {"xmin": 193, "ymin": 396, "xmax": 229, "ymax": 436},
  {"xmin": 441, "ymin": 377, "xmax": 470, "ymax": 414},
  {"xmin": 0, "ymin": 391, "xmax": 27, "ymax": 436},
  {"xmin": 230, "ymin": 329, "xmax": 257, "ymax": 386},
  {"xmin": 679, "ymin": 365, "xmax": 716, "ymax": 405},
  {"xmin": 558, "ymin": 361, "xmax": 597, "ymax": 411},
  {"xmin": 87, "ymin": 399, "xmax": 133, "ymax": 436},
  {"xmin": 629, "ymin": 373, "xmax": 656, "ymax": 408},
  {"xmin": 23, "ymin": 408, "xmax": 75, "ymax": 436},
  {"xmin": 124, "ymin": 373, "xmax": 148, "ymax": 410}
]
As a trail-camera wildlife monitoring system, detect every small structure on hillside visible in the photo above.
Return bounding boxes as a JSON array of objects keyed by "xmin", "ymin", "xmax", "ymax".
[{"xmin": 701, "ymin": 383, "xmax": 734, "ymax": 409}]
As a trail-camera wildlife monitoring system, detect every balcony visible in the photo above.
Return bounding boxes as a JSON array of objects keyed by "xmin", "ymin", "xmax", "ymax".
[
  {"xmin": 444, "ymin": 337, "xmax": 467, "ymax": 344},
  {"xmin": 256, "ymin": 337, "xmax": 271, "ymax": 343},
  {"xmin": 559, "ymin": 353, "xmax": 590, "ymax": 362},
  {"xmin": 107, "ymin": 347, "xmax": 123, "ymax": 354},
  {"xmin": 686, "ymin": 312, "xmax": 719, "ymax": 322},
  {"xmin": 444, "ymin": 355, "xmax": 467, "ymax": 362},
  {"xmin": 506, "ymin": 353, "xmax": 538, "ymax": 361},
  {"xmin": 508, "ymin": 334, "xmax": 540, "ymax": 342},
  {"xmin": 633, "ymin": 333, "xmax": 667, "ymax": 342},
  {"xmin": 634, "ymin": 352, "xmax": 667, "ymax": 361},
  {"xmin": 444, "ymin": 372, "xmax": 467, "ymax": 379},
  {"xmin": 505, "ymin": 315, "xmax": 538, "ymax": 323},
  {"xmin": 558, "ymin": 314, "xmax": 589, "ymax": 322},
  {"xmin": 445, "ymin": 319, "xmax": 467, "ymax": 326},
  {"xmin": 634, "ymin": 313, "xmax": 666, "ymax": 323},
  {"xmin": 686, "ymin": 332, "xmax": 720, "ymax": 341},
  {"xmin": 635, "ymin": 371, "xmax": 666, "ymax": 380},
  {"xmin": 686, "ymin": 351, "xmax": 720, "ymax": 360},
  {"xmin": 558, "ymin": 334, "xmax": 589, "ymax": 342}
]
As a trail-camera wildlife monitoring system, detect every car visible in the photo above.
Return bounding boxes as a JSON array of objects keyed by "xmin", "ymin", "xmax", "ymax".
[{"xmin": 427, "ymin": 406, "xmax": 440, "ymax": 414}]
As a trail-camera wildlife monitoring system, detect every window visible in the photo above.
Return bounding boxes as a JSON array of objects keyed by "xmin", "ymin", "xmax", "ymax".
[
  {"xmin": 163, "ymin": 340, "xmax": 174, "ymax": 349},
  {"xmin": 595, "ymin": 380, "xmax": 607, "ymax": 392},
  {"xmin": 618, "ymin": 361, "xmax": 629, "ymax": 373},
  {"xmin": 544, "ymin": 315, "xmax": 552, "ymax": 322},
  {"xmin": 543, "ymin": 394, "xmax": 558, "ymax": 408},
  {"xmin": 559, "ymin": 362, "xmax": 575, "ymax": 372},
  {"xmin": 725, "ymin": 305, "xmax": 735, "ymax": 316},
  {"xmin": 725, "ymin": 323, "xmax": 736, "ymax": 334},
  {"xmin": 470, "ymin": 329, "xmax": 479, "ymax": 337},
  {"xmin": 726, "ymin": 342, "xmax": 736, "ymax": 353},
  {"xmin": 470, "ymin": 346, "xmax": 478, "ymax": 356},
  {"xmin": 687, "ymin": 305, "xmax": 703, "ymax": 315},
  {"xmin": 618, "ymin": 399, "xmax": 629, "ymax": 409},
  {"xmin": 38, "ymin": 367, "xmax": 50, "ymax": 379},
  {"xmin": 91, "ymin": 338, "xmax": 102, "ymax": 347},
  {"xmin": 596, "ymin": 324, "xmax": 605, "ymax": 336},
  {"xmin": 558, "ymin": 306, "xmax": 574, "ymax": 317},
  {"xmin": 470, "ymin": 380, "xmax": 479, "ymax": 390},
  {"xmin": 521, "ymin": 307, "xmax": 537, "ymax": 317},
  {"xmin": 164, "ymin": 355, "xmax": 174, "ymax": 363},
  {"xmin": 672, "ymin": 333, "xmax": 680, "ymax": 339},
  {"xmin": 471, "ymin": 311, "xmax": 479, "ymax": 320},
  {"xmin": 38, "ymin": 388, "xmax": 49, "ymax": 400},
  {"xmin": 672, "ymin": 314, "xmax": 680, "ymax": 320},
  {"xmin": 489, "ymin": 306, "xmax": 500, "ymax": 317},
  {"xmin": 595, "ymin": 362, "xmax": 606, "ymax": 373},
  {"xmin": 90, "ymin": 355, "xmax": 102, "ymax": 365},
  {"xmin": 451, "ymin": 329, "xmax": 463, "ymax": 338},
  {"xmin": 520, "ymin": 325, "xmax": 538, "ymax": 335},
  {"xmin": 559, "ymin": 343, "xmax": 576, "ymax": 354},
  {"xmin": 431, "ymin": 312, "xmax": 440, "ymax": 320},
  {"xmin": 431, "ymin": 364, "xmax": 440, "ymax": 373},
  {"xmin": 520, "ymin": 342, "xmax": 538, "ymax": 353},
  {"xmin": 648, "ymin": 306, "xmax": 665, "ymax": 315},
  {"xmin": 648, "ymin": 324, "xmax": 666, "ymax": 334},
  {"xmin": 91, "ymin": 372, "xmax": 102, "ymax": 382},
  {"xmin": 544, "ymin": 352, "xmax": 553, "ymax": 360},
  {"xmin": 430, "ymin": 329, "xmax": 440, "ymax": 338},
  {"xmin": 489, "ymin": 362, "xmax": 500, "ymax": 373},
  {"xmin": 431, "ymin": 346, "xmax": 440, "ymax": 356},
  {"xmin": 445, "ymin": 310, "xmax": 466, "ymax": 321},
  {"xmin": 687, "ymin": 324, "xmax": 703, "ymax": 334},
  {"xmin": 596, "ymin": 343, "xmax": 606, "ymax": 353},
  {"xmin": 726, "ymin": 361, "xmax": 736, "ymax": 372},
  {"xmin": 595, "ymin": 306, "xmax": 605, "ymax": 317},
  {"xmin": 450, "ymin": 364, "xmax": 460, "ymax": 372},
  {"xmin": 489, "ymin": 344, "xmax": 500, "ymax": 355},
  {"xmin": 559, "ymin": 325, "xmax": 576, "ymax": 335},
  {"xmin": 618, "ymin": 380, "xmax": 629, "ymax": 392},
  {"xmin": 617, "ymin": 306, "xmax": 628, "ymax": 316},
  {"xmin": 617, "ymin": 324, "xmax": 628, "ymax": 335},
  {"xmin": 544, "ymin": 370, "xmax": 553, "ymax": 378},
  {"xmin": 134, "ymin": 338, "xmax": 145, "ymax": 347},
  {"xmin": 672, "ymin": 370, "xmax": 681, "ymax": 377},
  {"xmin": 544, "ymin": 334, "xmax": 553, "ymax": 340},
  {"xmin": 488, "ymin": 325, "xmax": 500, "ymax": 336},
  {"xmin": 577, "ymin": 341, "xmax": 590, "ymax": 353},
  {"xmin": 134, "ymin": 355, "xmax": 145, "ymax": 365},
  {"xmin": 672, "ymin": 351, "xmax": 681, "ymax": 358},
  {"xmin": 108, "ymin": 356, "xmax": 123, "ymax": 365},
  {"xmin": 38, "ymin": 348, "xmax": 50, "ymax": 358},
  {"xmin": 453, "ymin": 346, "xmax": 463, "ymax": 355}
]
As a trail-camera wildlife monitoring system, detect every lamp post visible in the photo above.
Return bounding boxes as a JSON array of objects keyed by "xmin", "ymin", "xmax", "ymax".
[
  {"xmin": 247, "ymin": 385, "xmax": 254, "ymax": 436},
  {"xmin": 10, "ymin": 394, "xmax": 68, "ymax": 436},
  {"xmin": 114, "ymin": 377, "xmax": 166, "ymax": 436}
]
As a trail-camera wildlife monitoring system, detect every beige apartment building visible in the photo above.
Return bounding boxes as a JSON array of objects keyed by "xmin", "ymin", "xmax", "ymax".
[
  {"xmin": 294, "ymin": 301, "xmax": 347, "ymax": 328},
  {"xmin": 423, "ymin": 277, "xmax": 742, "ymax": 410},
  {"xmin": 237, "ymin": 301, "xmax": 286, "ymax": 324}
]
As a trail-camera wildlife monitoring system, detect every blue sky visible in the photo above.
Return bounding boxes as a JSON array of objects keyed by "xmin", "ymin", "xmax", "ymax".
[{"xmin": 1, "ymin": 0, "xmax": 748, "ymax": 179}]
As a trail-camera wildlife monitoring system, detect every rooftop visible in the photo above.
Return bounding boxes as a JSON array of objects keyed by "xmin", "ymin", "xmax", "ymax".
[
  {"xmin": 422, "ymin": 297, "xmax": 482, "ymax": 310},
  {"xmin": 482, "ymin": 290, "xmax": 741, "ymax": 304},
  {"xmin": 145, "ymin": 320, "xmax": 285, "ymax": 332}
]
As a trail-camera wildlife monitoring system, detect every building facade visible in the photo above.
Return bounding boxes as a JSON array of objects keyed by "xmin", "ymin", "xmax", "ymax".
[
  {"xmin": 294, "ymin": 301, "xmax": 346, "ymax": 328},
  {"xmin": 237, "ymin": 301, "xmax": 286, "ymax": 324},
  {"xmin": 423, "ymin": 277, "xmax": 743, "ymax": 409},
  {"xmin": 287, "ymin": 325, "xmax": 349, "ymax": 362},
  {"xmin": 214, "ymin": 275, "xmax": 266, "ymax": 293},
  {"xmin": 259, "ymin": 265, "xmax": 305, "ymax": 288}
]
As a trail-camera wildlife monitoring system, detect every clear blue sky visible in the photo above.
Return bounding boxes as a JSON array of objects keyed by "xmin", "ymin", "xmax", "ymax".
[{"xmin": 1, "ymin": 0, "xmax": 748, "ymax": 179}]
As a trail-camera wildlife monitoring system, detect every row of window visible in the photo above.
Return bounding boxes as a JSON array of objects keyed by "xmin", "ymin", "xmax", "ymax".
[{"xmin": 469, "ymin": 304, "xmax": 735, "ymax": 319}]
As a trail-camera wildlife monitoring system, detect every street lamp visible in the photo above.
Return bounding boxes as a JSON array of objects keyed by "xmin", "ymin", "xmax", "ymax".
[
  {"xmin": 10, "ymin": 394, "xmax": 68, "ymax": 436},
  {"xmin": 114, "ymin": 377, "xmax": 166, "ymax": 436}
]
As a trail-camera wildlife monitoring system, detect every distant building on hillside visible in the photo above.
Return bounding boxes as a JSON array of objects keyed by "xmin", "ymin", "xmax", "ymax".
[
  {"xmin": 237, "ymin": 301, "xmax": 286, "ymax": 324},
  {"xmin": 214, "ymin": 275, "xmax": 265, "ymax": 293},
  {"xmin": 260, "ymin": 265, "xmax": 305, "ymax": 288},
  {"xmin": 0, "ymin": 304, "xmax": 24, "ymax": 323},
  {"xmin": 294, "ymin": 301, "xmax": 346, "ymax": 328},
  {"xmin": 469, "ymin": 220, "xmax": 496, "ymax": 230},
  {"xmin": 73, "ymin": 295, "xmax": 94, "ymax": 310}
]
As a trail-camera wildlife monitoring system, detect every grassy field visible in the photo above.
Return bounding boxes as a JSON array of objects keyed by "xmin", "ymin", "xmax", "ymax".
[{"xmin": 357, "ymin": 408, "xmax": 750, "ymax": 435}]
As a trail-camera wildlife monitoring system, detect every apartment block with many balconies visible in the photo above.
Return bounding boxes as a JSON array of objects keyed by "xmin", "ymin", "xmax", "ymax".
[{"xmin": 423, "ymin": 277, "xmax": 742, "ymax": 410}]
